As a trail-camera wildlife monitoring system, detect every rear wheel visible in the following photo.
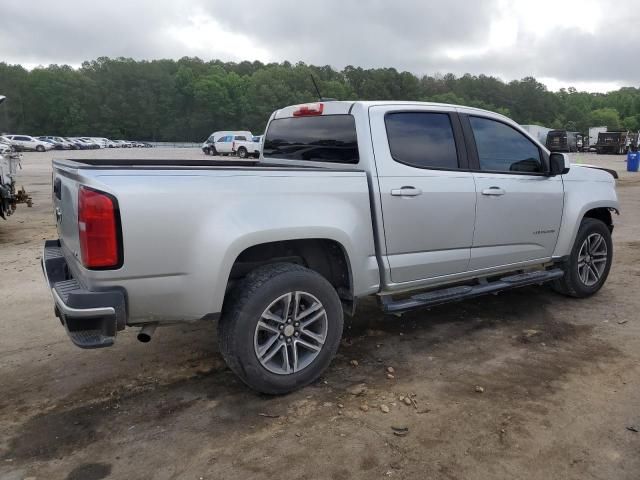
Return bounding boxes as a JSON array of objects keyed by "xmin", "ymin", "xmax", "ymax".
[
  {"xmin": 237, "ymin": 147, "xmax": 248, "ymax": 159},
  {"xmin": 218, "ymin": 263, "xmax": 343, "ymax": 394},
  {"xmin": 552, "ymin": 218, "xmax": 612, "ymax": 298}
]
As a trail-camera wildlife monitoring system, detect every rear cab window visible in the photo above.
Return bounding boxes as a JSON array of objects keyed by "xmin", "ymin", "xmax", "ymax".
[{"xmin": 263, "ymin": 115, "xmax": 359, "ymax": 163}]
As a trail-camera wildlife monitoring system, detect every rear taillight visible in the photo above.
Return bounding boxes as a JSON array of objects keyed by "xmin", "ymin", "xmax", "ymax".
[
  {"xmin": 293, "ymin": 103, "xmax": 324, "ymax": 116},
  {"xmin": 78, "ymin": 186, "xmax": 121, "ymax": 269}
]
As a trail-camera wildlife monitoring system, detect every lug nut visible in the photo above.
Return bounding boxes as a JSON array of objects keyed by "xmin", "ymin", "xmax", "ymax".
[
  {"xmin": 286, "ymin": 338, "xmax": 292, "ymax": 344},
  {"xmin": 294, "ymin": 331, "xmax": 300, "ymax": 337},
  {"xmin": 279, "ymin": 325, "xmax": 284, "ymax": 330},
  {"xmin": 294, "ymin": 322, "xmax": 300, "ymax": 327},
  {"xmin": 279, "ymin": 335, "xmax": 284, "ymax": 340},
  {"xmin": 287, "ymin": 318, "xmax": 292, "ymax": 324}
]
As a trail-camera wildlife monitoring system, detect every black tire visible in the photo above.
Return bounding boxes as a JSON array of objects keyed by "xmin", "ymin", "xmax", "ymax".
[
  {"xmin": 552, "ymin": 218, "xmax": 613, "ymax": 298},
  {"xmin": 203, "ymin": 147, "xmax": 210, "ymax": 155},
  {"xmin": 253, "ymin": 151, "xmax": 260, "ymax": 159},
  {"xmin": 218, "ymin": 263, "xmax": 343, "ymax": 394},
  {"xmin": 36, "ymin": 145, "xmax": 45, "ymax": 152},
  {"xmin": 237, "ymin": 147, "xmax": 248, "ymax": 159}
]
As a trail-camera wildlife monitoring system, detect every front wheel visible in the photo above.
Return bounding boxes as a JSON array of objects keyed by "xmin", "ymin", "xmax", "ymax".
[
  {"xmin": 552, "ymin": 218, "xmax": 613, "ymax": 298},
  {"xmin": 36, "ymin": 145, "xmax": 45, "ymax": 152},
  {"xmin": 218, "ymin": 263, "xmax": 343, "ymax": 394}
]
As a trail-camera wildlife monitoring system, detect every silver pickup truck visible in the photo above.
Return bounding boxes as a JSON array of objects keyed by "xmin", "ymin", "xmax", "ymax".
[{"xmin": 42, "ymin": 101, "xmax": 619, "ymax": 393}]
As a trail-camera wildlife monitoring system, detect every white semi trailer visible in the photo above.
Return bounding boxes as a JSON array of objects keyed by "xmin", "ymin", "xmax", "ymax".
[
  {"xmin": 520, "ymin": 124, "xmax": 552, "ymax": 144},
  {"xmin": 589, "ymin": 126, "xmax": 607, "ymax": 151}
]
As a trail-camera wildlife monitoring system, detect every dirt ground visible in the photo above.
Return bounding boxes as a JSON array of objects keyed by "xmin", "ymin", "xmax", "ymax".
[{"xmin": 1, "ymin": 149, "xmax": 639, "ymax": 480}]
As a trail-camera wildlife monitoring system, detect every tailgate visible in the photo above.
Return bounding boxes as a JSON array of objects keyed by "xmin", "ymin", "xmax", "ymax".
[{"xmin": 52, "ymin": 163, "xmax": 84, "ymax": 268}]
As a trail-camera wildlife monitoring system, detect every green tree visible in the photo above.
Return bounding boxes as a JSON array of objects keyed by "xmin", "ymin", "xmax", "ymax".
[
  {"xmin": 590, "ymin": 108, "xmax": 621, "ymax": 131},
  {"xmin": 3, "ymin": 57, "xmax": 640, "ymax": 141}
]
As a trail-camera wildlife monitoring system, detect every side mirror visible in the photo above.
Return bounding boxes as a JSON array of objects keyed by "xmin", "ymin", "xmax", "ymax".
[{"xmin": 549, "ymin": 152, "xmax": 570, "ymax": 176}]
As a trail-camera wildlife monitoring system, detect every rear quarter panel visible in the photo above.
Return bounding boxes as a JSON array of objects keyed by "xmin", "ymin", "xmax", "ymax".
[{"xmin": 65, "ymin": 168, "xmax": 380, "ymax": 324}]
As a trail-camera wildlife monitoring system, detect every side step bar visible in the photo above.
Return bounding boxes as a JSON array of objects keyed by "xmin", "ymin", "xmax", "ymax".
[{"xmin": 381, "ymin": 269, "xmax": 565, "ymax": 315}]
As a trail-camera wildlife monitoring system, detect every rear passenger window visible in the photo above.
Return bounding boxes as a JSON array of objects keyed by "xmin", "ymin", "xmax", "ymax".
[
  {"xmin": 235, "ymin": 136, "xmax": 247, "ymax": 141},
  {"xmin": 469, "ymin": 116, "xmax": 543, "ymax": 173},
  {"xmin": 385, "ymin": 112, "xmax": 459, "ymax": 169}
]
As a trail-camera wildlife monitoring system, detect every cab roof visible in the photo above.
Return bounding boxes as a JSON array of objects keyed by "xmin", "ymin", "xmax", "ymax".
[{"xmin": 273, "ymin": 100, "xmax": 512, "ymax": 123}]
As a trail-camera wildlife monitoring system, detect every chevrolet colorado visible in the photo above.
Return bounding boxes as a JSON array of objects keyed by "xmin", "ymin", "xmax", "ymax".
[{"xmin": 42, "ymin": 101, "xmax": 619, "ymax": 393}]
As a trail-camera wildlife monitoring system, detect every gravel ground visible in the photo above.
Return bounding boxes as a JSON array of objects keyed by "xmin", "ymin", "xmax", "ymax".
[{"xmin": 1, "ymin": 148, "xmax": 639, "ymax": 480}]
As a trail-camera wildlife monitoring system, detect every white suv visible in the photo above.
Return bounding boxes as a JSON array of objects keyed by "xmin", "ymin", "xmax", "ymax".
[{"xmin": 5, "ymin": 135, "xmax": 55, "ymax": 152}]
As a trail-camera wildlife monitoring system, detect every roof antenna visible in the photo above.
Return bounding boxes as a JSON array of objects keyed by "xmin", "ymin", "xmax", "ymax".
[{"xmin": 310, "ymin": 75, "xmax": 336, "ymax": 102}]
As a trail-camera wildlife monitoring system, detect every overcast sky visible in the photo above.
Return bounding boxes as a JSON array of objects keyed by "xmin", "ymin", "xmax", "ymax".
[{"xmin": 1, "ymin": 0, "xmax": 637, "ymax": 92}]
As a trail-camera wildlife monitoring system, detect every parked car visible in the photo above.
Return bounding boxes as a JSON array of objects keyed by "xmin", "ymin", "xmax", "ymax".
[
  {"xmin": 4, "ymin": 135, "xmax": 55, "ymax": 152},
  {"xmin": 42, "ymin": 101, "xmax": 619, "ymax": 394},
  {"xmin": 72, "ymin": 138, "xmax": 100, "ymax": 149},
  {"xmin": 0, "ymin": 136, "xmax": 13, "ymax": 155},
  {"xmin": 86, "ymin": 137, "xmax": 108, "ymax": 148},
  {"xmin": 38, "ymin": 137, "xmax": 66, "ymax": 150},
  {"xmin": 41, "ymin": 136, "xmax": 75, "ymax": 150},
  {"xmin": 202, "ymin": 130, "xmax": 253, "ymax": 155},
  {"xmin": 63, "ymin": 137, "xmax": 88, "ymax": 150}
]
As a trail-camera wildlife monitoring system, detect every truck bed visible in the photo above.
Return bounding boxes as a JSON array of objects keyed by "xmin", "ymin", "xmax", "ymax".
[
  {"xmin": 54, "ymin": 158, "xmax": 362, "ymax": 171},
  {"xmin": 50, "ymin": 157, "xmax": 379, "ymax": 325}
]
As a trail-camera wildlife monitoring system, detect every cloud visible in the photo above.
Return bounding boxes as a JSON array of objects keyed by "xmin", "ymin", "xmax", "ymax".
[
  {"xmin": 199, "ymin": 0, "xmax": 499, "ymax": 70},
  {"xmin": 0, "ymin": 0, "xmax": 639, "ymax": 91}
]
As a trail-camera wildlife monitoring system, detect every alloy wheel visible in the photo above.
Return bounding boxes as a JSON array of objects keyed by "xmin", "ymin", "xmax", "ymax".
[{"xmin": 254, "ymin": 291, "xmax": 328, "ymax": 375}]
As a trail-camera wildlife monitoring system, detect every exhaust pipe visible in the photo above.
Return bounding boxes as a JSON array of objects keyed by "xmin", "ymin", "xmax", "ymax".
[{"xmin": 137, "ymin": 323, "xmax": 158, "ymax": 343}]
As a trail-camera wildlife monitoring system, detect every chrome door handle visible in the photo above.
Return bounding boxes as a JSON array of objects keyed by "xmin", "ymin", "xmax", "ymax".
[
  {"xmin": 391, "ymin": 186, "xmax": 422, "ymax": 197},
  {"xmin": 481, "ymin": 187, "xmax": 506, "ymax": 196}
]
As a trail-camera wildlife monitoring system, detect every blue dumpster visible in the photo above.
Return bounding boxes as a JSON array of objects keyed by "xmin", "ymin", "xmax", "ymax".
[{"xmin": 628, "ymin": 151, "xmax": 639, "ymax": 172}]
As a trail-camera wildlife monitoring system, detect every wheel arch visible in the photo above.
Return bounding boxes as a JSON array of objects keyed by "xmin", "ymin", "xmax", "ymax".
[
  {"xmin": 583, "ymin": 207, "xmax": 615, "ymax": 231},
  {"xmin": 553, "ymin": 201, "xmax": 619, "ymax": 258},
  {"xmin": 224, "ymin": 238, "xmax": 355, "ymax": 314}
]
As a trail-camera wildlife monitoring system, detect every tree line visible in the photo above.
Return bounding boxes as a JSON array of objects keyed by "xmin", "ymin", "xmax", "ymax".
[{"xmin": 1, "ymin": 57, "xmax": 639, "ymax": 141}]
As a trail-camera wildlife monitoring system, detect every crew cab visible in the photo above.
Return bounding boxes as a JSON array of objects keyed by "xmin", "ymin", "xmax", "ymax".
[
  {"xmin": 42, "ymin": 101, "xmax": 619, "ymax": 394},
  {"xmin": 211, "ymin": 133, "xmax": 260, "ymax": 157},
  {"xmin": 201, "ymin": 130, "xmax": 253, "ymax": 155},
  {"xmin": 232, "ymin": 135, "xmax": 262, "ymax": 158}
]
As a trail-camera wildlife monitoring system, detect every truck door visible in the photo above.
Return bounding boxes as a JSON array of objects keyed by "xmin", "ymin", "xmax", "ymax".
[
  {"xmin": 216, "ymin": 136, "xmax": 232, "ymax": 153},
  {"xmin": 369, "ymin": 106, "xmax": 476, "ymax": 284},
  {"xmin": 460, "ymin": 114, "xmax": 564, "ymax": 270}
]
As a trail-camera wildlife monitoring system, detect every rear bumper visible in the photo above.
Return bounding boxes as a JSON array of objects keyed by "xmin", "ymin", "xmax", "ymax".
[{"xmin": 42, "ymin": 240, "xmax": 127, "ymax": 349}]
